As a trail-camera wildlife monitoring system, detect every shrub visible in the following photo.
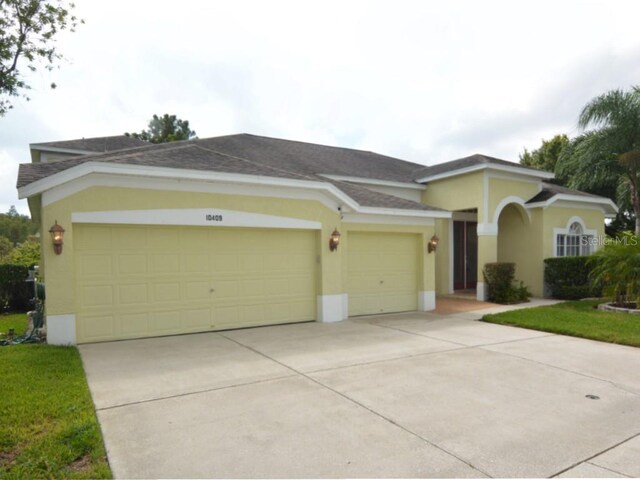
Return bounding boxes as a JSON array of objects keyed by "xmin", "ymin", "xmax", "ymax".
[
  {"xmin": 0, "ymin": 264, "xmax": 32, "ymax": 312},
  {"xmin": 544, "ymin": 256, "xmax": 602, "ymax": 299},
  {"xmin": 483, "ymin": 262, "xmax": 531, "ymax": 304},
  {"xmin": 589, "ymin": 232, "xmax": 640, "ymax": 306}
]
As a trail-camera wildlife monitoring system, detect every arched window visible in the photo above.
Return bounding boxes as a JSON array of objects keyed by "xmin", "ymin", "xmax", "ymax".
[
  {"xmin": 569, "ymin": 222, "xmax": 583, "ymax": 235},
  {"xmin": 556, "ymin": 221, "xmax": 593, "ymax": 257}
]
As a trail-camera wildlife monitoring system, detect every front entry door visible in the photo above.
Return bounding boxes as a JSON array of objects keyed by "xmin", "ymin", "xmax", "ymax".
[{"xmin": 453, "ymin": 221, "xmax": 478, "ymax": 290}]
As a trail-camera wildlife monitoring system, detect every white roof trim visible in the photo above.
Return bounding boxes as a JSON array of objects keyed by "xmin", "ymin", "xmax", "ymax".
[
  {"xmin": 29, "ymin": 144, "xmax": 98, "ymax": 155},
  {"xmin": 19, "ymin": 161, "xmax": 451, "ymax": 219},
  {"xmin": 526, "ymin": 193, "xmax": 618, "ymax": 215},
  {"xmin": 319, "ymin": 174, "xmax": 426, "ymax": 190},
  {"xmin": 415, "ymin": 163, "xmax": 555, "ymax": 183},
  {"xmin": 357, "ymin": 206, "xmax": 450, "ymax": 218}
]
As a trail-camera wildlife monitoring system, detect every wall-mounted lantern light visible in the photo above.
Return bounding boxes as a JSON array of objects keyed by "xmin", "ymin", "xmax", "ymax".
[
  {"xmin": 427, "ymin": 234, "xmax": 439, "ymax": 253},
  {"xmin": 49, "ymin": 220, "xmax": 65, "ymax": 255},
  {"xmin": 329, "ymin": 228, "xmax": 341, "ymax": 252}
]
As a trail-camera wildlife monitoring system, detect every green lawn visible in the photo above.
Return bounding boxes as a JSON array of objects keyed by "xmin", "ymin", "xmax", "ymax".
[
  {"xmin": 483, "ymin": 300, "xmax": 640, "ymax": 348},
  {"xmin": 0, "ymin": 316, "xmax": 111, "ymax": 479},
  {"xmin": 0, "ymin": 313, "xmax": 29, "ymax": 338}
]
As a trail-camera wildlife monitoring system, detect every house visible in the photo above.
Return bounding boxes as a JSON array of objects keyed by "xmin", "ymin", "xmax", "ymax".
[{"xmin": 17, "ymin": 134, "xmax": 617, "ymax": 345}]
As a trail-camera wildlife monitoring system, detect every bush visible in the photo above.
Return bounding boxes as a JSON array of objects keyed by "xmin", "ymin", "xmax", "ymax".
[
  {"xmin": 589, "ymin": 232, "xmax": 640, "ymax": 305},
  {"xmin": 0, "ymin": 264, "xmax": 32, "ymax": 312},
  {"xmin": 544, "ymin": 256, "xmax": 602, "ymax": 299},
  {"xmin": 483, "ymin": 262, "xmax": 531, "ymax": 304}
]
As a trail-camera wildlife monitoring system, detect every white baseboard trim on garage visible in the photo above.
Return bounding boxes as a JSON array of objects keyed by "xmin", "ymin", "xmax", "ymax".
[
  {"xmin": 476, "ymin": 282, "xmax": 487, "ymax": 301},
  {"xmin": 317, "ymin": 294, "xmax": 348, "ymax": 323},
  {"xmin": 418, "ymin": 291, "xmax": 436, "ymax": 311},
  {"xmin": 46, "ymin": 314, "xmax": 76, "ymax": 345}
]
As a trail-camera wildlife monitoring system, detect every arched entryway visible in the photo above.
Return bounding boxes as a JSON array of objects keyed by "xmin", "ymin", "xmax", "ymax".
[{"xmin": 497, "ymin": 202, "xmax": 532, "ymax": 284}]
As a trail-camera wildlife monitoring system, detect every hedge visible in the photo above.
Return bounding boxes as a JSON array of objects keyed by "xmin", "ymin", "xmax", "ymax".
[
  {"xmin": 0, "ymin": 264, "xmax": 33, "ymax": 312},
  {"xmin": 483, "ymin": 262, "xmax": 530, "ymax": 304},
  {"xmin": 543, "ymin": 256, "xmax": 602, "ymax": 300}
]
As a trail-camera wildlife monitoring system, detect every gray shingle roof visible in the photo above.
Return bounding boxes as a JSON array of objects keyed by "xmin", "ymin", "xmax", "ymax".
[
  {"xmin": 31, "ymin": 135, "xmax": 148, "ymax": 152},
  {"xmin": 17, "ymin": 133, "xmax": 608, "ymax": 213},
  {"xmin": 526, "ymin": 182, "xmax": 603, "ymax": 204},
  {"xmin": 17, "ymin": 138, "xmax": 445, "ymax": 212},
  {"xmin": 412, "ymin": 153, "xmax": 550, "ymax": 180},
  {"xmin": 198, "ymin": 134, "xmax": 424, "ymax": 183},
  {"xmin": 327, "ymin": 180, "xmax": 446, "ymax": 211}
]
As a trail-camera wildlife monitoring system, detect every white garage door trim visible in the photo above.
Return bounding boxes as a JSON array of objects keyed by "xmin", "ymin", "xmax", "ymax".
[{"xmin": 71, "ymin": 208, "xmax": 321, "ymax": 230}]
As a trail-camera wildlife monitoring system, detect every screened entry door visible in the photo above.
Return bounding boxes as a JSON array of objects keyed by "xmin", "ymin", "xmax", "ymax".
[{"xmin": 453, "ymin": 221, "xmax": 477, "ymax": 290}]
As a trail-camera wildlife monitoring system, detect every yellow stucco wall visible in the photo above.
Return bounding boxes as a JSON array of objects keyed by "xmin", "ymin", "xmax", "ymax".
[
  {"xmin": 434, "ymin": 218, "xmax": 450, "ymax": 294},
  {"xmin": 422, "ymin": 171, "xmax": 485, "ymax": 218},
  {"xmin": 42, "ymin": 186, "xmax": 338, "ymax": 316},
  {"xmin": 541, "ymin": 206, "xmax": 606, "ymax": 258},
  {"xmin": 487, "ymin": 176, "xmax": 539, "ymax": 224},
  {"xmin": 41, "ymin": 186, "xmax": 437, "ymax": 320},
  {"xmin": 497, "ymin": 205, "xmax": 544, "ymax": 296}
]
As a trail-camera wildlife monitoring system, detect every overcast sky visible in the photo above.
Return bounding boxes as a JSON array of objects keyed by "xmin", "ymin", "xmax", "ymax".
[{"xmin": 2, "ymin": 0, "xmax": 640, "ymax": 216}]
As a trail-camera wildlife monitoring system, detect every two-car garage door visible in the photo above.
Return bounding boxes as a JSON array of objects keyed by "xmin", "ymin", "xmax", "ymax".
[{"xmin": 75, "ymin": 225, "xmax": 318, "ymax": 343}]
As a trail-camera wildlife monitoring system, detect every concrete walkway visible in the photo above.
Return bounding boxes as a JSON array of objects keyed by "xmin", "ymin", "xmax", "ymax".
[{"xmin": 80, "ymin": 303, "xmax": 640, "ymax": 478}]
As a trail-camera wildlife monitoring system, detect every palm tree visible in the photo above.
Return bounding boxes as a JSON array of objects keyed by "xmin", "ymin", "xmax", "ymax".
[{"xmin": 556, "ymin": 86, "xmax": 640, "ymax": 234}]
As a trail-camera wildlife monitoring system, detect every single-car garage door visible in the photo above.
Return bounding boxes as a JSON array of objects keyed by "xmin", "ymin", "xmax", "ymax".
[
  {"xmin": 347, "ymin": 232, "xmax": 419, "ymax": 316},
  {"xmin": 74, "ymin": 225, "xmax": 317, "ymax": 343}
]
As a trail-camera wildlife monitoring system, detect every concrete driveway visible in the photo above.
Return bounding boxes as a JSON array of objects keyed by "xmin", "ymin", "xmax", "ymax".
[{"xmin": 80, "ymin": 309, "xmax": 640, "ymax": 478}]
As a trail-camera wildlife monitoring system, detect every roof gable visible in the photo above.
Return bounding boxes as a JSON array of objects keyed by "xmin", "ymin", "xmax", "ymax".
[{"xmin": 413, "ymin": 154, "xmax": 554, "ymax": 182}]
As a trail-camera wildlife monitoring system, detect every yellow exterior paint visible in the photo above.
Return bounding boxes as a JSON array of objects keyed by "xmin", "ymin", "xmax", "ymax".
[
  {"xmin": 434, "ymin": 218, "xmax": 450, "ymax": 295},
  {"xmin": 541, "ymin": 206, "xmax": 606, "ymax": 258},
  {"xmin": 39, "ymin": 184, "xmax": 438, "ymax": 342},
  {"xmin": 497, "ymin": 205, "xmax": 544, "ymax": 296},
  {"xmin": 487, "ymin": 177, "xmax": 539, "ymax": 223},
  {"xmin": 74, "ymin": 225, "xmax": 317, "ymax": 343},
  {"xmin": 34, "ymin": 163, "xmax": 611, "ymax": 344},
  {"xmin": 346, "ymin": 231, "xmax": 419, "ymax": 316},
  {"xmin": 41, "ymin": 186, "xmax": 342, "ymax": 319},
  {"xmin": 422, "ymin": 171, "xmax": 485, "ymax": 219}
]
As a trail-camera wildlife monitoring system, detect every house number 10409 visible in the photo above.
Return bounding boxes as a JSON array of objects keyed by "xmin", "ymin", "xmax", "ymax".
[{"xmin": 206, "ymin": 214, "xmax": 223, "ymax": 222}]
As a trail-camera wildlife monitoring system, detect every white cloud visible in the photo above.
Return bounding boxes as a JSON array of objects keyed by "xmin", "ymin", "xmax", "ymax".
[{"xmin": 2, "ymin": 0, "xmax": 640, "ymax": 217}]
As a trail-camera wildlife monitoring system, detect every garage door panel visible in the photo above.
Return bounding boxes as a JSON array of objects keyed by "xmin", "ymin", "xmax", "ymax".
[
  {"xmin": 181, "ymin": 230, "xmax": 209, "ymax": 249},
  {"xmin": 76, "ymin": 226, "xmax": 112, "ymax": 250},
  {"xmin": 79, "ymin": 314, "xmax": 116, "ymax": 342},
  {"xmin": 119, "ymin": 312, "xmax": 149, "ymax": 336},
  {"xmin": 182, "ymin": 308, "xmax": 212, "ymax": 329},
  {"xmin": 147, "ymin": 228, "xmax": 179, "ymax": 249},
  {"xmin": 119, "ymin": 284, "xmax": 148, "ymax": 305},
  {"xmin": 347, "ymin": 232, "xmax": 419, "ymax": 316},
  {"xmin": 80, "ymin": 285, "xmax": 114, "ymax": 308},
  {"xmin": 150, "ymin": 253, "xmax": 179, "ymax": 274},
  {"xmin": 79, "ymin": 254, "xmax": 112, "ymax": 276},
  {"xmin": 212, "ymin": 254, "xmax": 240, "ymax": 272},
  {"xmin": 113, "ymin": 228, "xmax": 147, "ymax": 249},
  {"xmin": 152, "ymin": 283, "xmax": 181, "ymax": 302},
  {"xmin": 150, "ymin": 311, "xmax": 181, "ymax": 332},
  {"xmin": 75, "ymin": 225, "xmax": 317, "ymax": 342},
  {"xmin": 185, "ymin": 281, "xmax": 212, "ymax": 300},
  {"xmin": 117, "ymin": 254, "xmax": 147, "ymax": 275}
]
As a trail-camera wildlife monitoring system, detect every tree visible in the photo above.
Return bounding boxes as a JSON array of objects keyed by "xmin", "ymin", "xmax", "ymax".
[
  {"xmin": 556, "ymin": 86, "xmax": 640, "ymax": 234},
  {"xmin": 0, "ymin": 206, "xmax": 38, "ymax": 245},
  {"xmin": 7, "ymin": 235, "xmax": 40, "ymax": 267},
  {"xmin": 0, "ymin": 235, "xmax": 12, "ymax": 262},
  {"xmin": 125, "ymin": 114, "xmax": 196, "ymax": 144},
  {"xmin": 0, "ymin": 0, "xmax": 81, "ymax": 116},
  {"xmin": 519, "ymin": 134, "xmax": 570, "ymax": 181}
]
